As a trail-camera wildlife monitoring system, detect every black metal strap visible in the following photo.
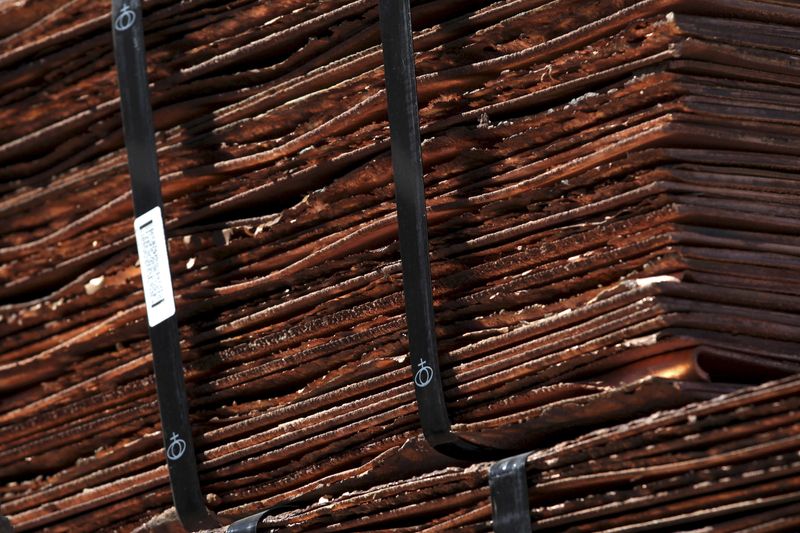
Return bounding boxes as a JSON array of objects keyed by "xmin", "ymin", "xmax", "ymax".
[
  {"xmin": 111, "ymin": 1, "xmax": 218, "ymax": 530},
  {"xmin": 378, "ymin": 0, "xmax": 505, "ymax": 460},
  {"xmin": 228, "ymin": 511, "xmax": 268, "ymax": 533},
  {"xmin": 489, "ymin": 453, "xmax": 534, "ymax": 533},
  {"xmin": 226, "ymin": 501, "xmax": 309, "ymax": 533}
]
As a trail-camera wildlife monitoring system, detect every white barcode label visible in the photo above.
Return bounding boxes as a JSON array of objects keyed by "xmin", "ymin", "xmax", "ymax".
[{"xmin": 134, "ymin": 206, "xmax": 176, "ymax": 327}]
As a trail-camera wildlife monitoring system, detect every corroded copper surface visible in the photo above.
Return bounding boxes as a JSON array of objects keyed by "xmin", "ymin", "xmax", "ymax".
[{"xmin": 2, "ymin": 0, "xmax": 800, "ymax": 531}]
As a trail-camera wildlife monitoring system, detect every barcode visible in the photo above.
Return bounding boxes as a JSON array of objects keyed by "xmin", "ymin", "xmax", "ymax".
[{"xmin": 133, "ymin": 207, "xmax": 176, "ymax": 327}]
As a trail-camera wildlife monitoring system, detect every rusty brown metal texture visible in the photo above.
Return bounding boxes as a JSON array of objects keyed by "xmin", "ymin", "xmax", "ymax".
[{"xmin": 1, "ymin": 0, "xmax": 800, "ymax": 530}]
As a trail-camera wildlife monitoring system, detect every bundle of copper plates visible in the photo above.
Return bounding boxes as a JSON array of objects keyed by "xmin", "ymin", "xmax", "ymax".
[
  {"xmin": 1, "ymin": 0, "xmax": 800, "ymax": 531},
  {"xmin": 258, "ymin": 376, "xmax": 800, "ymax": 531}
]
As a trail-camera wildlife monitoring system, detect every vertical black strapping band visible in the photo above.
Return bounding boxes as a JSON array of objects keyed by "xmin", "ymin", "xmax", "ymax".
[
  {"xmin": 489, "ymin": 453, "xmax": 534, "ymax": 533},
  {"xmin": 378, "ymin": 0, "xmax": 505, "ymax": 460},
  {"xmin": 111, "ymin": 1, "xmax": 218, "ymax": 530},
  {"xmin": 378, "ymin": 4, "xmax": 543, "ymax": 529}
]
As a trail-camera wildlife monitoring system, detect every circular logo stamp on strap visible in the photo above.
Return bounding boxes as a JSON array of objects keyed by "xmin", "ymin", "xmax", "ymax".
[
  {"xmin": 114, "ymin": 4, "xmax": 136, "ymax": 32},
  {"xmin": 166, "ymin": 432, "xmax": 187, "ymax": 461},
  {"xmin": 414, "ymin": 359, "xmax": 434, "ymax": 388}
]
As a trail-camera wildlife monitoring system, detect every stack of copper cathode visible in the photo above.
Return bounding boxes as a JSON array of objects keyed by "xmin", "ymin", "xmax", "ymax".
[
  {"xmin": 255, "ymin": 377, "xmax": 800, "ymax": 531},
  {"xmin": 1, "ymin": 0, "xmax": 800, "ymax": 531}
]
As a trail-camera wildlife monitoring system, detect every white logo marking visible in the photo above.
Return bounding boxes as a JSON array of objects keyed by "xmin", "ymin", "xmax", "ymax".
[
  {"xmin": 114, "ymin": 4, "xmax": 136, "ymax": 31},
  {"xmin": 166, "ymin": 432, "xmax": 187, "ymax": 461},
  {"xmin": 414, "ymin": 359, "xmax": 434, "ymax": 388}
]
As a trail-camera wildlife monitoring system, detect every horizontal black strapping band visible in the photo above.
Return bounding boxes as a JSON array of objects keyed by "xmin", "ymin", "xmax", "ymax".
[
  {"xmin": 378, "ymin": 0, "xmax": 506, "ymax": 461},
  {"xmin": 228, "ymin": 511, "xmax": 269, "ymax": 533},
  {"xmin": 111, "ymin": 1, "xmax": 218, "ymax": 530},
  {"xmin": 227, "ymin": 500, "xmax": 310, "ymax": 532},
  {"xmin": 489, "ymin": 453, "xmax": 534, "ymax": 533}
]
